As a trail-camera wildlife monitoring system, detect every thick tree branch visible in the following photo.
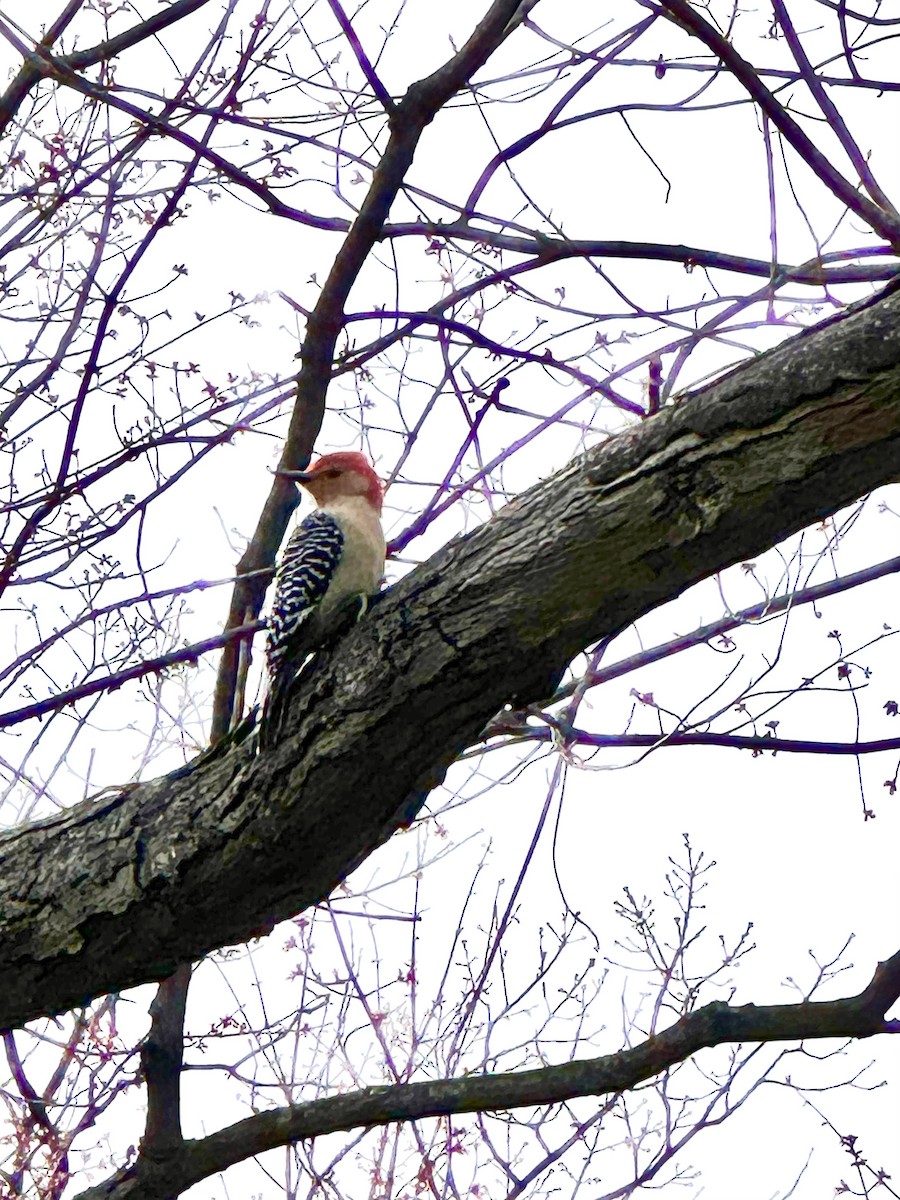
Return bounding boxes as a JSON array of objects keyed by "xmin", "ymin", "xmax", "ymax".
[
  {"xmin": 3, "ymin": 279, "xmax": 900, "ymax": 1031},
  {"xmin": 140, "ymin": 965, "xmax": 192, "ymax": 1156},
  {"xmin": 76, "ymin": 948, "xmax": 900, "ymax": 1199}
]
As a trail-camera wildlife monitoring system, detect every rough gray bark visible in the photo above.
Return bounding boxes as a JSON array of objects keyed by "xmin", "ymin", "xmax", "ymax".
[{"xmin": 3, "ymin": 280, "xmax": 900, "ymax": 1032}]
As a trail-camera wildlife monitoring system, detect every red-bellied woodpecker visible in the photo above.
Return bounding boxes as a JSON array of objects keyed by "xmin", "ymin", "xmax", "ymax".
[{"xmin": 265, "ymin": 451, "xmax": 386, "ymax": 718}]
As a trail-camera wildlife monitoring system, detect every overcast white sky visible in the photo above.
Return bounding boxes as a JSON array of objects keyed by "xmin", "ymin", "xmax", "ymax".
[{"xmin": 0, "ymin": 2, "xmax": 898, "ymax": 1197}]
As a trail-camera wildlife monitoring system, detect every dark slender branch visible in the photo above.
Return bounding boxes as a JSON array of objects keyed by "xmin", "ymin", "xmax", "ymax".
[
  {"xmin": 325, "ymin": 0, "xmax": 396, "ymax": 113},
  {"xmin": 613, "ymin": 55, "xmax": 900, "ymax": 88},
  {"xmin": 43, "ymin": 0, "xmax": 86, "ymax": 45},
  {"xmin": 75, "ymin": 949, "xmax": 900, "ymax": 1199},
  {"xmin": 771, "ymin": 0, "xmax": 899, "ymax": 219},
  {"xmin": 62, "ymin": 0, "xmax": 212, "ymax": 71},
  {"xmin": 809, "ymin": 0, "xmax": 900, "ymax": 24},
  {"xmin": 343, "ymin": 309, "xmax": 643, "ymax": 415},
  {"xmin": 0, "ymin": 623, "xmax": 261, "ymax": 731},
  {"xmin": 3, "ymin": 1030, "xmax": 57, "ymax": 1140},
  {"xmin": 547, "ymin": 549, "xmax": 900, "ymax": 703},
  {"xmin": 0, "ymin": 570, "xmax": 270, "ymax": 689},
  {"xmin": 14, "ymin": 61, "xmax": 346, "ymax": 233},
  {"xmin": 209, "ymin": 0, "xmax": 529, "ymax": 742},
  {"xmin": 651, "ymin": 0, "xmax": 900, "ymax": 248},
  {"xmin": 482, "ymin": 725, "xmax": 900, "ymax": 758},
  {"xmin": 0, "ymin": 79, "xmax": 230, "ymax": 597},
  {"xmin": 0, "ymin": 0, "xmax": 214, "ymax": 136},
  {"xmin": 332, "ymin": 241, "xmax": 898, "ymax": 387},
  {"xmin": 379, "ymin": 226, "xmax": 899, "ymax": 284}
]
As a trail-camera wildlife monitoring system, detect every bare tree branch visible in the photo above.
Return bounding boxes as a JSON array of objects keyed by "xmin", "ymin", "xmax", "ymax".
[
  {"xmin": 0, "ymin": 623, "xmax": 261, "ymax": 732},
  {"xmin": 140, "ymin": 965, "xmax": 192, "ymax": 1156},
  {"xmin": 652, "ymin": 0, "xmax": 900, "ymax": 246},
  {"xmin": 483, "ymin": 727, "xmax": 900, "ymax": 757},
  {"xmin": 75, "ymin": 948, "xmax": 900, "ymax": 1200},
  {"xmin": 544, "ymin": 549, "xmax": 900, "ymax": 704},
  {"xmin": 377, "ymin": 227, "xmax": 899, "ymax": 285},
  {"xmin": 209, "ymin": 0, "xmax": 530, "ymax": 742},
  {"xmin": 0, "ymin": 0, "xmax": 214, "ymax": 135}
]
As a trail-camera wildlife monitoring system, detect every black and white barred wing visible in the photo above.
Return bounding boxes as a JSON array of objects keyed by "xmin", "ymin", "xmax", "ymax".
[{"xmin": 265, "ymin": 510, "xmax": 344, "ymax": 683}]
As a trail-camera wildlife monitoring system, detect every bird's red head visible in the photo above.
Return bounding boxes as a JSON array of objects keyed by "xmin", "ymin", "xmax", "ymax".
[{"xmin": 287, "ymin": 451, "xmax": 383, "ymax": 513}]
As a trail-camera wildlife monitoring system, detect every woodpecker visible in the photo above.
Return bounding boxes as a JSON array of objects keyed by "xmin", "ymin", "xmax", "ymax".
[{"xmin": 265, "ymin": 451, "xmax": 386, "ymax": 718}]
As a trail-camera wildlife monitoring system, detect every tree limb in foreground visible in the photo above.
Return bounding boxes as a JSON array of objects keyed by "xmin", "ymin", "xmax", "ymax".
[
  {"xmin": 3, "ymin": 280, "xmax": 900, "ymax": 1031},
  {"xmin": 75, "ymin": 948, "xmax": 900, "ymax": 1200}
]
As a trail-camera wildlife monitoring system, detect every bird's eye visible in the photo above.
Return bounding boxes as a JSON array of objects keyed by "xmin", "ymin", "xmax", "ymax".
[{"xmin": 324, "ymin": 469, "xmax": 342, "ymax": 479}]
